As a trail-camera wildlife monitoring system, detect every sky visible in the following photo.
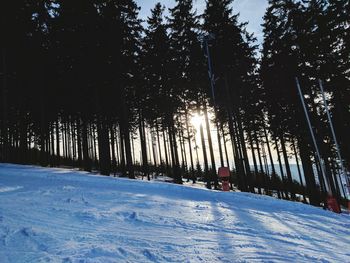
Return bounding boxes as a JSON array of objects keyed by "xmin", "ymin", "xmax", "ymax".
[{"xmin": 136, "ymin": 0, "xmax": 269, "ymax": 45}]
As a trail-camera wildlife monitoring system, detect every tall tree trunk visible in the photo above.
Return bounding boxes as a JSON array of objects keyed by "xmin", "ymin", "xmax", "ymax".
[
  {"xmin": 179, "ymin": 127, "xmax": 188, "ymax": 176},
  {"xmin": 223, "ymin": 74, "xmax": 244, "ymax": 189},
  {"xmin": 162, "ymin": 129, "xmax": 170, "ymax": 176},
  {"xmin": 64, "ymin": 122, "xmax": 68, "ymax": 162},
  {"xmin": 198, "ymin": 104, "xmax": 210, "ymax": 189},
  {"xmin": 156, "ymin": 124, "xmax": 163, "ymax": 171},
  {"xmin": 261, "ymin": 142, "xmax": 270, "ymax": 194},
  {"xmin": 254, "ymin": 130, "xmax": 264, "ymax": 194},
  {"xmin": 71, "ymin": 119, "xmax": 76, "ymax": 166},
  {"xmin": 114, "ymin": 128, "xmax": 120, "ymax": 168},
  {"xmin": 76, "ymin": 117, "xmax": 82, "ymax": 168},
  {"xmin": 275, "ymin": 136, "xmax": 287, "ymax": 199},
  {"xmin": 203, "ymin": 103, "xmax": 218, "ymax": 188},
  {"xmin": 40, "ymin": 100, "xmax": 47, "ymax": 167},
  {"xmin": 171, "ymin": 124, "xmax": 182, "ymax": 184},
  {"xmin": 66, "ymin": 121, "xmax": 72, "ymax": 161},
  {"xmin": 185, "ymin": 110, "xmax": 195, "ymax": 183},
  {"xmin": 119, "ymin": 127, "xmax": 126, "ymax": 176},
  {"xmin": 118, "ymin": 89, "xmax": 134, "ymax": 179},
  {"xmin": 122, "ymin": 121, "xmax": 134, "ymax": 179},
  {"xmin": 131, "ymin": 134, "xmax": 136, "ymax": 168},
  {"xmin": 264, "ymin": 127, "xmax": 281, "ymax": 199},
  {"xmin": 50, "ymin": 122, "xmax": 55, "ymax": 166},
  {"xmin": 299, "ymin": 141, "xmax": 321, "ymax": 205},
  {"xmin": 216, "ymin": 124, "xmax": 224, "ymax": 168},
  {"xmin": 56, "ymin": 119, "xmax": 60, "ymax": 166},
  {"xmin": 19, "ymin": 112, "xmax": 28, "ymax": 164},
  {"xmin": 324, "ymin": 157, "xmax": 340, "ymax": 199},
  {"xmin": 151, "ymin": 128, "xmax": 158, "ymax": 174},
  {"xmin": 292, "ymin": 138, "xmax": 306, "ymax": 202},
  {"xmin": 1, "ymin": 48, "xmax": 8, "ymax": 162},
  {"xmin": 110, "ymin": 124, "xmax": 117, "ymax": 175},
  {"xmin": 280, "ymin": 134, "xmax": 296, "ymax": 200},
  {"xmin": 81, "ymin": 117, "xmax": 91, "ymax": 172},
  {"xmin": 248, "ymin": 130, "xmax": 259, "ymax": 193},
  {"xmin": 168, "ymin": 123, "xmax": 182, "ymax": 184},
  {"xmin": 228, "ymin": 114, "xmax": 245, "ymax": 190},
  {"xmin": 221, "ymin": 124, "xmax": 230, "ymax": 170}
]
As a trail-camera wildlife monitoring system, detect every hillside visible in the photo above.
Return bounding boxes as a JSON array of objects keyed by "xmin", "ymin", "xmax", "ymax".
[{"xmin": 0, "ymin": 163, "xmax": 349, "ymax": 262}]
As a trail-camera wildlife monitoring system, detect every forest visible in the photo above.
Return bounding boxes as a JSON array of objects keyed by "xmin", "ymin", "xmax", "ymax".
[{"xmin": 1, "ymin": 0, "xmax": 349, "ymax": 208}]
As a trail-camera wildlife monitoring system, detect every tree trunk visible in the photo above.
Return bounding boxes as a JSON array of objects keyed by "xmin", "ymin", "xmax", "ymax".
[
  {"xmin": 292, "ymin": 139, "xmax": 306, "ymax": 202},
  {"xmin": 254, "ymin": 130, "xmax": 264, "ymax": 194},
  {"xmin": 1, "ymin": 48, "xmax": 8, "ymax": 162},
  {"xmin": 264, "ymin": 127, "xmax": 281, "ymax": 199},
  {"xmin": 76, "ymin": 117, "xmax": 82, "ymax": 168},
  {"xmin": 228, "ymin": 114, "xmax": 245, "ymax": 190},
  {"xmin": 221, "ymin": 124, "xmax": 230, "ymax": 170},
  {"xmin": 50, "ymin": 122, "xmax": 55, "ymax": 166},
  {"xmin": 156, "ymin": 124, "xmax": 163, "ymax": 171},
  {"xmin": 203, "ymin": 103, "xmax": 218, "ymax": 188},
  {"xmin": 162, "ymin": 129, "xmax": 170, "ymax": 175},
  {"xmin": 298, "ymin": 137, "xmax": 320, "ymax": 206},
  {"xmin": 235, "ymin": 116, "xmax": 252, "ymax": 191},
  {"xmin": 248, "ymin": 130, "xmax": 258, "ymax": 193},
  {"xmin": 168, "ymin": 123, "xmax": 182, "ymax": 184},
  {"xmin": 275, "ymin": 136, "xmax": 287, "ymax": 199},
  {"xmin": 110, "ymin": 124, "xmax": 117, "ymax": 175},
  {"xmin": 185, "ymin": 110, "xmax": 195, "ymax": 183},
  {"xmin": 198, "ymin": 104, "xmax": 210, "ymax": 189},
  {"xmin": 119, "ymin": 127, "xmax": 126, "ymax": 176},
  {"xmin": 40, "ymin": 101, "xmax": 47, "ymax": 167},
  {"xmin": 81, "ymin": 117, "xmax": 91, "ymax": 172},
  {"xmin": 280, "ymin": 134, "xmax": 296, "ymax": 200},
  {"xmin": 119, "ymin": 95, "xmax": 134, "ymax": 179},
  {"xmin": 55, "ymin": 119, "xmax": 60, "ymax": 166},
  {"xmin": 19, "ymin": 112, "xmax": 28, "ymax": 164}
]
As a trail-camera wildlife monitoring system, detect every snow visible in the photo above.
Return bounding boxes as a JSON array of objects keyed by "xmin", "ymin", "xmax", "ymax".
[{"xmin": 0, "ymin": 163, "xmax": 350, "ymax": 262}]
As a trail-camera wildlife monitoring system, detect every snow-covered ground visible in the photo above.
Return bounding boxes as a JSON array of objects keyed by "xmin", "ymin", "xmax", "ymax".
[{"xmin": 0, "ymin": 164, "xmax": 350, "ymax": 263}]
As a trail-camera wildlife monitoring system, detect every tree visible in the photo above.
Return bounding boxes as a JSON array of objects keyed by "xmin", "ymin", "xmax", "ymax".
[{"xmin": 203, "ymin": 0, "xmax": 259, "ymax": 192}]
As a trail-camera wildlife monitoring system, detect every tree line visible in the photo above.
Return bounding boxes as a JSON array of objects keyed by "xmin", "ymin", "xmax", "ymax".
[{"xmin": 1, "ymin": 0, "xmax": 349, "ymax": 208}]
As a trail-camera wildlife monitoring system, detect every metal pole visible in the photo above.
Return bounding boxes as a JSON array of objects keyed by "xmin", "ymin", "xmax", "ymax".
[
  {"xmin": 203, "ymin": 35, "xmax": 221, "ymax": 185},
  {"xmin": 295, "ymin": 77, "xmax": 330, "ymax": 194},
  {"xmin": 204, "ymin": 37, "xmax": 216, "ymax": 106},
  {"xmin": 318, "ymin": 79, "xmax": 350, "ymax": 199}
]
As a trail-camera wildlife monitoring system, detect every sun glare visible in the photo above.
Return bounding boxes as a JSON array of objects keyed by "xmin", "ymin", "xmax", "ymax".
[{"xmin": 191, "ymin": 113, "xmax": 204, "ymax": 128}]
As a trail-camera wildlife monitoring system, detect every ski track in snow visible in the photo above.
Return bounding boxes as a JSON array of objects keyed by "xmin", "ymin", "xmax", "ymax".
[{"xmin": 0, "ymin": 163, "xmax": 349, "ymax": 263}]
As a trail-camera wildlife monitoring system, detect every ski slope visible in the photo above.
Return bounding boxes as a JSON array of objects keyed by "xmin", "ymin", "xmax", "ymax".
[{"xmin": 0, "ymin": 164, "xmax": 349, "ymax": 262}]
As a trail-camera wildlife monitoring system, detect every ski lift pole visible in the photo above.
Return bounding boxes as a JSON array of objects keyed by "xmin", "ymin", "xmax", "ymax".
[
  {"xmin": 318, "ymin": 79, "xmax": 350, "ymax": 199},
  {"xmin": 203, "ymin": 35, "xmax": 216, "ymax": 107},
  {"xmin": 295, "ymin": 77, "xmax": 329, "ymax": 194},
  {"xmin": 203, "ymin": 34, "xmax": 226, "ymax": 188}
]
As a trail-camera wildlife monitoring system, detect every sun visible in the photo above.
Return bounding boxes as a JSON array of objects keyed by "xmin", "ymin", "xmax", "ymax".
[{"xmin": 191, "ymin": 113, "xmax": 204, "ymax": 128}]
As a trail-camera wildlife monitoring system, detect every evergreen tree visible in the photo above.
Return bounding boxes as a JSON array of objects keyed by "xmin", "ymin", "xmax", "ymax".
[
  {"xmin": 327, "ymin": 0, "xmax": 350, "ymax": 167},
  {"xmin": 166, "ymin": 0, "xmax": 207, "ymax": 184},
  {"xmin": 203, "ymin": 0, "xmax": 259, "ymax": 192},
  {"xmin": 140, "ymin": 3, "xmax": 171, "ymax": 179}
]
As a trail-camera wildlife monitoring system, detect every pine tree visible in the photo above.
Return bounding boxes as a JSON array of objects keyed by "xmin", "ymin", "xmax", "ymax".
[
  {"xmin": 166, "ymin": 0, "xmax": 206, "ymax": 184},
  {"xmin": 139, "ymin": 3, "xmax": 171, "ymax": 179},
  {"xmin": 203, "ymin": 0, "xmax": 259, "ymax": 192},
  {"xmin": 327, "ymin": 0, "xmax": 350, "ymax": 168}
]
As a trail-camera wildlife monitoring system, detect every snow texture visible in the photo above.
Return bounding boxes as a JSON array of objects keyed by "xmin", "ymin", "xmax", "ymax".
[{"xmin": 0, "ymin": 163, "xmax": 349, "ymax": 262}]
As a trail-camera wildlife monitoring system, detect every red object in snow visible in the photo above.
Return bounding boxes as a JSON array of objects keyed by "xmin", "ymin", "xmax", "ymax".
[
  {"xmin": 218, "ymin": 167, "xmax": 230, "ymax": 192},
  {"xmin": 221, "ymin": 181, "xmax": 230, "ymax": 192},
  {"xmin": 327, "ymin": 196, "xmax": 341, "ymax": 213},
  {"xmin": 218, "ymin": 167, "xmax": 230, "ymax": 178}
]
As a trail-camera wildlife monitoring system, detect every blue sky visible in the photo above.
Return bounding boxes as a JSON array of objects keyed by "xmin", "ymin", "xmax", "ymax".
[{"xmin": 136, "ymin": 0, "xmax": 269, "ymax": 45}]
